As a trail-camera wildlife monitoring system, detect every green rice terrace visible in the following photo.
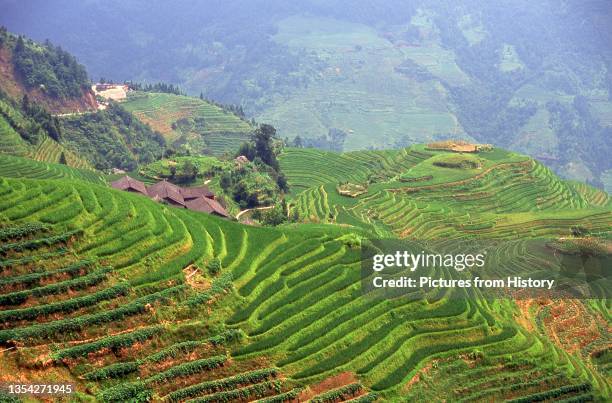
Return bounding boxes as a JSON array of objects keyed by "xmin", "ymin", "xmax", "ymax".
[
  {"xmin": 0, "ymin": 115, "xmax": 93, "ymax": 170},
  {"xmin": 0, "ymin": 145, "xmax": 610, "ymax": 402},
  {"xmin": 122, "ymin": 92, "xmax": 253, "ymax": 156}
]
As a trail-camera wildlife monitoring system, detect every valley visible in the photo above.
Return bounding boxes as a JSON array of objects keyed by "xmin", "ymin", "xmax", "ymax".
[{"xmin": 0, "ymin": 7, "xmax": 610, "ymax": 403}]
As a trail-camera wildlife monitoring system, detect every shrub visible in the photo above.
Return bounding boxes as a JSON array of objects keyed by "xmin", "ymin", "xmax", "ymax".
[
  {"xmin": 207, "ymin": 257, "xmax": 222, "ymax": 276},
  {"xmin": 166, "ymin": 368, "xmax": 279, "ymax": 402},
  {"xmin": 0, "ymin": 283, "xmax": 129, "ymax": 323},
  {"xmin": 311, "ymin": 383, "xmax": 362, "ymax": 403},
  {"xmin": 146, "ymin": 355, "xmax": 227, "ymax": 384},
  {"xmin": 52, "ymin": 325, "xmax": 162, "ymax": 360},
  {"xmin": 0, "ymin": 266, "xmax": 111, "ymax": 306},
  {"xmin": 97, "ymin": 382, "xmax": 151, "ymax": 403}
]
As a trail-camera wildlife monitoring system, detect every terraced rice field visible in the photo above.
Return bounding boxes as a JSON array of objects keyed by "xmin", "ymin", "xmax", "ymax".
[
  {"xmin": 285, "ymin": 146, "xmax": 612, "ymax": 239},
  {"xmin": 279, "ymin": 147, "xmax": 430, "ymax": 194},
  {"xmin": 259, "ymin": 15, "xmax": 465, "ymax": 149},
  {"xmin": 0, "ymin": 116, "xmax": 29, "ymax": 157},
  {"xmin": 0, "ymin": 147, "xmax": 610, "ymax": 401},
  {"xmin": 123, "ymin": 92, "xmax": 252, "ymax": 155},
  {"xmin": 1, "ymin": 116, "xmax": 93, "ymax": 170},
  {"xmin": 0, "ymin": 155, "xmax": 105, "ymax": 185},
  {"xmin": 29, "ymin": 137, "xmax": 93, "ymax": 170}
]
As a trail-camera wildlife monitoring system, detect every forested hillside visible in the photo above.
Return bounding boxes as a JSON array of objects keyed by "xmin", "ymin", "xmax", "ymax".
[
  {"xmin": 0, "ymin": 88, "xmax": 93, "ymax": 169},
  {"xmin": 60, "ymin": 103, "xmax": 166, "ymax": 171},
  {"xmin": 0, "ymin": 27, "xmax": 95, "ymax": 113},
  {"xmin": 0, "ymin": 30, "xmax": 173, "ymax": 172}
]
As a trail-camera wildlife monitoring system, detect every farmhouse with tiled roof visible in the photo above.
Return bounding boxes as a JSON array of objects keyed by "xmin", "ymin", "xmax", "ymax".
[
  {"xmin": 180, "ymin": 186, "xmax": 215, "ymax": 201},
  {"xmin": 146, "ymin": 180, "xmax": 186, "ymax": 207},
  {"xmin": 110, "ymin": 176, "xmax": 231, "ymax": 218},
  {"xmin": 185, "ymin": 196, "xmax": 229, "ymax": 217},
  {"xmin": 110, "ymin": 176, "xmax": 148, "ymax": 196}
]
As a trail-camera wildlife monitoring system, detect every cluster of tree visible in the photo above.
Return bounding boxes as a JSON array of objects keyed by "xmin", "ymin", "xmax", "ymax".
[
  {"xmin": 291, "ymin": 128, "xmax": 348, "ymax": 152},
  {"xmin": 171, "ymin": 116, "xmax": 206, "ymax": 133},
  {"xmin": 0, "ymin": 26, "xmax": 7, "ymax": 47},
  {"xmin": 8, "ymin": 33, "xmax": 88, "ymax": 99},
  {"xmin": 251, "ymin": 199, "xmax": 295, "ymax": 226},
  {"xmin": 237, "ymin": 124, "xmax": 288, "ymax": 191},
  {"xmin": 0, "ymin": 89, "xmax": 61, "ymax": 145},
  {"xmin": 20, "ymin": 95, "xmax": 62, "ymax": 141},
  {"xmin": 215, "ymin": 125, "xmax": 289, "ymax": 208},
  {"xmin": 125, "ymin": 81, "xmax": 184, "ymax": 95},
  {"xmin": 60, "ymin": 102, "xmax": 166, "ymax": 171},
  {"xmin": 394, "ymin": 59, "xmax": 435, "ymax": 82},
  {"xmin": 220, "ymin": 165, "xmax": 280, "ymax": 209},
  {"xmin": 168, "ymin": 160, "xmax": 199, "ymax": 184}
]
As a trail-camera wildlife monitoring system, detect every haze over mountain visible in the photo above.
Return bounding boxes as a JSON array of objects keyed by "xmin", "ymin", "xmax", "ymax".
[{"xmin": 2, "ymin": 0, "xmax": 611, "ymax": 188}]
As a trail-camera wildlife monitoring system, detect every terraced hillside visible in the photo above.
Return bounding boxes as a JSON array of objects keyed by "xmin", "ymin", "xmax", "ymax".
[
  {"xmin": 0, "ymin": 155, "xmax": 105, "ymax": 185},
  {"xmin": 0, "ymin": 107, "xmax": 93, "ymax": 170},
  {"xmin": 0, "ymin": 147, "xmax": 610, "ymax": 401},
  {"xmin": 279, "ymin": 147, "xmax": 431, "ymax": 195},
  {"xmin": 0, "ymin": 115, "xmax": 29, "ymax": 157},
  {"xmin": 123, "ymin": 92, "xmax": 253, "ymax": 155},
  {"xmin": 29, "ymin": 137, "xmax": 93, "ymax": 169},
  {"xmin": 283, "ymin": 146, "xmax": 612, "ymax": 239}
]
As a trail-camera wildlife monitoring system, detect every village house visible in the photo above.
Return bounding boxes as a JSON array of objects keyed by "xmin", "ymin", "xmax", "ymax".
[
  {"xmin": 147, "ymin": 180, "xmax": 186, "ymax": 207},
  {"xmin": 110, "ymin": 176, "xmax": 230, "ymax": 218},
  {"xmin": 234, "ymin": 155, "xmax": 249, "ymax": 168},
  {"xmin": 185, "ymin": 196, "xmax": 229, "ymax": 218},
  {"xmin": 180, "ymin": 186, "xmax": 216, "ymax": 201},
  {"xmin": 110, "ymin": 176, "xmax": 148, "ymax": 196}
]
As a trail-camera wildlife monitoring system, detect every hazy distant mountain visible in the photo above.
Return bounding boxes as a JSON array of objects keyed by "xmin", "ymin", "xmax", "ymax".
[{"xmin": 2, "ymin": 0, "xmax": 611, "ymax": 186}]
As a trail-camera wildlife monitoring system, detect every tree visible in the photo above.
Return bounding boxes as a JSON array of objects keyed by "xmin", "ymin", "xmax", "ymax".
[
  {"xmin": 252, "ymin": 124, "xmax": 279, "ymax": 171},
  {"xmin": 21, "ymin": 94, "xmax": 30, "ymax": 113},
  {"xmin": 276, "ymin": 172, "xmax": 288, "ymax": 192},
  {"xmin": 220, "ymin": 172, "xmax": 233, "ymax": 189},
  {"xmin": 182, "ymin": 160, "xmax": 198, "ymax": 181},
  {"xmin": 14, "ymin": 36, "xmax": 25, "ymax": 53},
  {"xmin": 293, "ymin": 135, "xmax": 303, "ymax": 148},
  {"xmin": 59, "ymin": 152, "xmax": 67, "ymax": 165},
  {"xmin": 256, "ymin": 204, "xmax": 287, "ymax": 226},
  {"xmin": 236, "ymin": 142, "xmax": 256, "ymax": 161},
  {"xmin": 47, "ymin": 116, "xmax": 62, "ymax": 141}
]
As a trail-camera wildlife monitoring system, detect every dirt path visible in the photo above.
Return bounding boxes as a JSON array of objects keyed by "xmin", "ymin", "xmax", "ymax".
[
  {"xmin": 52, "ymin": 111, "xmax": 95, "ymax": 118},
  {"xmin": 236, "ymin": 205, "xmax": 274, "ymax": 219}
]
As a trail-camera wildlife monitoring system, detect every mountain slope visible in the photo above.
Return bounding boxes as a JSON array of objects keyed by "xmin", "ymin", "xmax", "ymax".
[
  {"xmin": 0, "ymin": 145, "xmax": 609, "ymax": 401},
  {"xmin": 0, "ymin": 30, "xmax": 169, "ymax": 172},
  {"xmin": 122, "ymin": 91, "xmax": 253, "ymax": 156},
  {"xmin": 281, "ymin": 145, "xmax": 611, "ymax": 238}
]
